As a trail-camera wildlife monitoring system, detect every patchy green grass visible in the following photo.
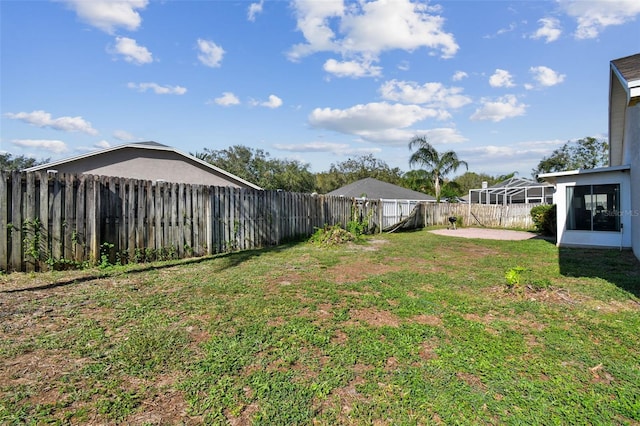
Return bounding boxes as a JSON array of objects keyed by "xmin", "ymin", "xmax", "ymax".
[{"xmin": 1, "ymin": 229, "xmax": 639, "ymax": 425}]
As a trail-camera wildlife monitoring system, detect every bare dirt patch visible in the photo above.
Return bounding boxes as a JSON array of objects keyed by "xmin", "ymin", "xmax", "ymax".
[
  {"xmin": 412, "ymin": 314, "xmax": 444, "ymax": 327},
  {"xmin": 429, "ymin": 228, "xmax": 540, "ymax": 241},
  {"xmin": 419, "ymin": 338, "xmax": 440, "ymax": 361},
  {"xmin": 347, "ymin": 308, "xmax": 400, "ymax": 327},
  {"xmin": 325, "ymin": 260, "xmax": 402, "ymax": 284},
  {"xmin": 315, "ymin": 364, "xmax": 373, "ymax": 421},
  {"xmin": 456, "ymin": 371, "xmax": 488, "ymax": 392}
]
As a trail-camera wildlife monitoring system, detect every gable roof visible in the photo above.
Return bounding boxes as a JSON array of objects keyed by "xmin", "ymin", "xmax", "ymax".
[
  {"xmin": 327, "ymin": 177, "xmax": 435, "ymax": 201},
  {"xmin": 24, "ymin": 142, "xmax": 262, "ymax": 189},
  {"xmin": 611, "ymin": 53, "xmax": 640, "ymax": 101}
]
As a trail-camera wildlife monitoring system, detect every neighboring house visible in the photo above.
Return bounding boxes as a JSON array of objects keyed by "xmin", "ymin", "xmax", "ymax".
[
  {"xmin": 468, "ymin": 177, "xmax": 554, "ymax": 205},
  {"xmin": 24, "ymin": 142, "xmax": 261, "ymax": 189},
  {"xmin": 327, "ymin": 177, "xmax": 436, "ymax": 229},
  {"xmin": 539, "ymin": 53, "xmax": 639, "ymax": 259}
]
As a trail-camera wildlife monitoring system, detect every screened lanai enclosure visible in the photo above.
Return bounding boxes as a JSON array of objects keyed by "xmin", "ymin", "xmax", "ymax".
[{"xmin": 468, "ymin": 177, "xmax": 554, "ymax": 205}]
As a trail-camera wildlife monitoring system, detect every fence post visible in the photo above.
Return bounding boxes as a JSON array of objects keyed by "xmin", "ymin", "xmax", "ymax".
[{"xmin": 88, "ymin": 175, "xmax": 100, "ymax": 263}]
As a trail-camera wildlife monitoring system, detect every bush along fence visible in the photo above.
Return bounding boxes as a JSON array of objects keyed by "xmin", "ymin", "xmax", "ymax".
[{"xmin": 0, "ymin": 171, "xmax": 383, "ymax": 273}]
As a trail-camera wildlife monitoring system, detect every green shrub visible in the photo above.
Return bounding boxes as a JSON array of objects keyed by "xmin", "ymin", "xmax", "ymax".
[
  {"xmin": 530, "ymin": 204, "xmax": 556, "ymax": 236},
  {"xmin": 505, "ymin": 266, "xmax": 554, "ymax": 291},
  {"xmin": 309, "ymin": 224, "xmax": 357, "ymax": 246}
]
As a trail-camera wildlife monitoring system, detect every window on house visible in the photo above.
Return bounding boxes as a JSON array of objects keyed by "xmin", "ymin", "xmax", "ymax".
[{"xmin": 566, "ymin": 184, "xmax": 621, "ymax": 231}]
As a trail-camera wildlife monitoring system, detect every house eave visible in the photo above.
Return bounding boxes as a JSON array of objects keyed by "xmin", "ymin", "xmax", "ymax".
[{"xmin": 537, "ymin": 165, "xmax": 631, "ymax": 185}]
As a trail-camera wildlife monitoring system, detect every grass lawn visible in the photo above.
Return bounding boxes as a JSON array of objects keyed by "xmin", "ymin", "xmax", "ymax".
[{"xmin": 1, "ymin": 228, "xmax": 639, "ymax": 425}]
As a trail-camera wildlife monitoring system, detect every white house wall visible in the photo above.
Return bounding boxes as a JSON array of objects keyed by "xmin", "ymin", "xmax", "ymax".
[
  {"xmin": 625, "ymin": 102, "xmax": 640, "ymax": 259},
  {"xmin": 554, "ymin": 170, "xmax": 632, "ymax": 249}
]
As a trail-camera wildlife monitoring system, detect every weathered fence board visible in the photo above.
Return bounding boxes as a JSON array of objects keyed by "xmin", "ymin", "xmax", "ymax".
[
  {"xmin": 0, "ymin": 172, "xmax": 9, "ymax": 272},
  {"xmin": 420, "ymin": 202, "xmax": 535, "ymax": 229}
]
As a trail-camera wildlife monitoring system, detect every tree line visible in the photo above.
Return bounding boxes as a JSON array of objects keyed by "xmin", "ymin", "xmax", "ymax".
[{"xmin": 2, "ymin": 136, "xmax": 608, "ymax": 199}]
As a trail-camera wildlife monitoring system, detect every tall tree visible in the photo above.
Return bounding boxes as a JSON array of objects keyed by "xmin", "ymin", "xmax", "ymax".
[
  {"xmin": 193, "ymin": 145, "xmax": 315, "ymax": 192},
  {"xmin": 453, "ymin": 171, "xmax": 518, "ymax": 195},
  {"xmin": 0, "ymin": 153, "xmax": 49, "ymax": 171},
  {"xmin": 533, "ymin": 136, "xmax": 608, "ymax": 178},
  {"xmin": 408, "ymin": 136, "xmax": 468, "ymax": 201},
  {"xmin": 401, "ymin": 169, "xmax": 433, "ymax": 194},
  {"xmin": 315, "ymin": 154, "xmax": 403, "ymax": 194}
]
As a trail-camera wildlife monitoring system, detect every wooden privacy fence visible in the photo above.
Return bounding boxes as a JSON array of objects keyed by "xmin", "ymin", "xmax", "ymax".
[
  {"xmin": 0, "ymin": 171, "xmax": 381, "ymax": 273},
  {"xmin": 421, "ymin": 202, "xmax": 537, "ymax": 229},
  {"xmin": 1, "ymin": 171, "xmax": 539, "ymax": 273}
]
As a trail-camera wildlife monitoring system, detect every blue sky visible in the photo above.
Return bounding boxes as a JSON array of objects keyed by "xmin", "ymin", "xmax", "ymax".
[{"xmin": 1, "ymin": 0, "xmax": 639, "ymax": 179}]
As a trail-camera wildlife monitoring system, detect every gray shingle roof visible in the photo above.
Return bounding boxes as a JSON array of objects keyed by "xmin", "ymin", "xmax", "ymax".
[
  {"xmin": 327, "ymin": 178, "xmax": 435, "ymax": 201},
  {"xmin": 23, "ymin": 141, "xmax": 262, "ymax": 189}
]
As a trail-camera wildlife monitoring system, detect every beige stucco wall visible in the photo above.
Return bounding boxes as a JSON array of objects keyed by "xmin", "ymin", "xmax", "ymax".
[{"xmin": 45, "ymin": 148, "xmax": 251, "ymax": 188}]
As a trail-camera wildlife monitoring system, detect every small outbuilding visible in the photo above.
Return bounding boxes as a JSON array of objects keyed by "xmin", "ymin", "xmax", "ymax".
[{"xmin": 327, "ymin": 177, "xmax": 436, "ymax": 229}]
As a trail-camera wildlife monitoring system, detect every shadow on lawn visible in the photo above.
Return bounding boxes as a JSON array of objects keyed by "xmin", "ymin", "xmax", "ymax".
[
  {"xmin": 558, "ymin": 247, "xmax": 640, "ymax": 298},
  {"xmin": 1, "ymin": 243, "xmax": 293, "ymax": 294}
]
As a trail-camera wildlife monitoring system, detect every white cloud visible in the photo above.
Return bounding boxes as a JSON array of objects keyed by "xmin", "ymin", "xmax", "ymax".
[
  {"xmin": 458, "ymin": 139, "xmax": 566, "ymax": 175},
  {"xmin": 77, "ymin": 140, "xmax": 112, "ymax": 152},
  {"xmin": 470, "ymin": 95, "xmax": 527, "ymax": 122},
  {"xmin": 489, "ymin": 69, "xmax": 515, "ymax": 88},
  {"xmin": 197, "ymin": 39, "xmax": 225, "ymax": 68},
  {"xmin": 452, "ymin": 71, "xmax": 468, "ymax": 81},
  {"xmin": 323, "ymin": 58, "xmax": 382, "ymax": 78},
  {"xmin": 214, "ymin": 92, "xmax": 241, "ymax": 106},
  {"xmin": 361, "ymin": 126, "xmax": 467, "ymax": 145},
  {"xmin": 274, "ymin": 141, "xmax": 381, "ymax": 156},
  {"xmin": 308, "ymin": 102, "xmax": 447, "ymax": 143},
  {"xmin": 111, "ymin": 37, "xmax": 153, "ymax": 65},
  {"xmin": 528, "ymin": 66, "xmax": 565, "ymax": 88},
  {"xmin": 248, "ymin": 0, "xmax": 264, "ymax": 22},
  {"xmin": 12, "ymin": 139, "xmax": 69, "ymax": 154},
  {"xmin": 252, "ymin": 95, "xmax": 283, "ymax": 108},
  {"xmin": 416, "ymin": 127, "xmax": 467, "ymax": 145},
  {"xmin": 127, "ymin": 82, "xmax": 187, "ymax": 95},
  {"xmin": 5, "ymin": 110, "xmax": 98, "ymax": 135},
  {"xmin": 531, "ymin": 17, "xmax": 562, "ymax": 43},
  {"xmin": 288, "ymin": 0, "xmax": 344, "ymax": 61},
  {"xmin": 113, "ymin": 130, "xmax": 139, "ymax": 141},
  {"xmin": 559, "ymin": 0, "xmax": 640, "ymax": 39},
  {"xmin": 288, "ymin": 0, "xmax": 458, "ymax": 67},
  {"xmin": 379, "ymin": 79, "xmax": 471, "ymax": 109},
  {"xmin": 483, "ymin": 22, "xmax": 517, "ymax": 39},
  {"xmin": 61, "ymin": 0, "xmax": 148, "ymax": 34}
]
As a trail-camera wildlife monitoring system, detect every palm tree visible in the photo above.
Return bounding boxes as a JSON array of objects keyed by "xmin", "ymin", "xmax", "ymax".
[
  {"xmin": 408, "ymin": 135, "xmax": 468, "ymax": 202},
  {"xmin": 402, "ymin": 169, "xmax": 433, "ymax": 194}
]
